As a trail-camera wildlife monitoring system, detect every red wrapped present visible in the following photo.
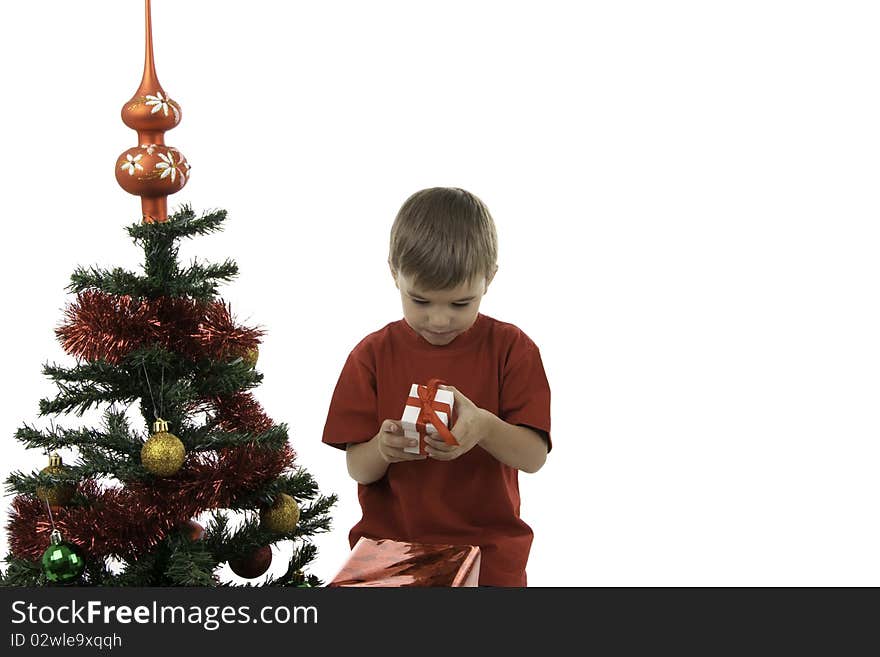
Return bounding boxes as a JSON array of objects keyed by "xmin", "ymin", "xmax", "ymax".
[{"xmin": 327, "ymin": 537, "xmax": 481, "ymax": 587}]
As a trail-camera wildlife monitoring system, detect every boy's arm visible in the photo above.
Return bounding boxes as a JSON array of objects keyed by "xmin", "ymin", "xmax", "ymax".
[
  {"xmin": 479, "ymin": 414, "xmax": 548, "ymax": 474},
  {"xmin": 426, "ymin": 386, "xmax": 548, "ymax": 473},
  {"xmin": 346, "ymin": 436, "xmax": 388, "ymax": 485}
]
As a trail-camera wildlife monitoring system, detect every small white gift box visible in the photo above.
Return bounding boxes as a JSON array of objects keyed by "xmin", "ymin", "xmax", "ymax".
[{"xmin": 400, "ymin": 383, "xmax": 455, "ymax": 455}]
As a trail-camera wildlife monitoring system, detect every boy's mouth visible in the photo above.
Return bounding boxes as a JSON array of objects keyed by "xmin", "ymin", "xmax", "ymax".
[{"xmin": 423, "ymin": 329, "xmax": 456, "ymax": 341}]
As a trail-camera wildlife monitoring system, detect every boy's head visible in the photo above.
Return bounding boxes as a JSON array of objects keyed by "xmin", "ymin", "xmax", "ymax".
[{"xmin": 389, "ymin": 187, "xmax": 498, "ymax": 346}]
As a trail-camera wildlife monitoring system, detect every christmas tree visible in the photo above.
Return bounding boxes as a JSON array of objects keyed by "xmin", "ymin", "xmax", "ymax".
[{"xmin": 0, "ymin": 1, "xmax": 335, "ymax": 586}]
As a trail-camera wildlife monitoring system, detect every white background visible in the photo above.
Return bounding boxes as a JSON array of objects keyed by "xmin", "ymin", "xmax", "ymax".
[{"xmin": 1, "ymin": 0, "xmax": 878, "ymax": 586}]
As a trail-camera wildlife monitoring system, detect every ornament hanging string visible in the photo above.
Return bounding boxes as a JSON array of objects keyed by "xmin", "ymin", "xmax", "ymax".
[
  {"xmin": 44, "ymin": 498, "xmax": 65, "ymax": 548},
  {"xmin": 44, "ymin": 498, "xmax": 57, "ymax": 534},
  {"xmin": 141, "ymin": 362, "xmax": 165, "ymax": 420}
]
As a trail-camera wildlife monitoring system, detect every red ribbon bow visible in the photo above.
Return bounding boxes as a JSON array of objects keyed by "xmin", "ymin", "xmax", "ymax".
[{"xmin": 407, "ymin": 378, "xmax": 458, "ymax": 447}]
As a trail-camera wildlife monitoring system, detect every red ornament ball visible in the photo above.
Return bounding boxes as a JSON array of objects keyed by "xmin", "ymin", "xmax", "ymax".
[
  {"xmin": 229, "ymin": 546, "xmax": 273, "ymax": 579},
  {"xmin": 183, "ymin": 520, "xmax": 205, "ymax": 541}
]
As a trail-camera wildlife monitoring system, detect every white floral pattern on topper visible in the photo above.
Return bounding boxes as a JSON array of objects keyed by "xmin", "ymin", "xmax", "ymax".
[
  {"xmin": 144, "ymin": 91, "xmax": 180, "ymax": 122},
  {"xmin": 120, "ymin": 153, "xmax": 144, "ymax": 176},
  {"xmin": 155, "ymin": 150, "xmax": 186, "ymax": 184}
]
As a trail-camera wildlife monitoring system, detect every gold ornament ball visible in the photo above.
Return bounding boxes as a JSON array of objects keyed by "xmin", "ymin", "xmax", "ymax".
[
  {"xmin": 141, "ymin": 419, "xmax": 185, "ymax": 477},
  {"xmin": 36, "ymin": 454, "xmax": 75, "ymax": 507},
  {"xmin": 243, "ymin": 346, "xmax": 259, "ymax": 368},
  {"xmin": 260, "ymin": 493, "xmax": 300, "ymax": 534}
]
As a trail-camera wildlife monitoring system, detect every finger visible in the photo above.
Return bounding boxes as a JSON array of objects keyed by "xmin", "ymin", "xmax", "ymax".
[
  {"xmin": 440, "ymin": 384, "xmax": 459, "ymax": 400},
  {"xmin": 382, "ymin": 433, "xmax": 416, "ymax": 450},
  {"xmin": 446, "ymin": 386, "xmax": 471, "ymax": 410},
  {"xmin": 381, "ymin": 419, "xmax": 401, "ymax": 434},
  {"xmin": 426, "ymin": 445, "xmax": 455, "ymax": 460},
  {"xmin": 381, "ymin": 434, "xmax": 425, "ymax": 454},
  {"xmin": 388, "ymin": 452, "xmax": 428, "ymax": 463},
  {"xmin": 387, "ymin": 448, "xmax": 428, "ymax": 462},
  {"xmin": 425, "ymin": 436, "xmax": 454, "ymax": 452}
]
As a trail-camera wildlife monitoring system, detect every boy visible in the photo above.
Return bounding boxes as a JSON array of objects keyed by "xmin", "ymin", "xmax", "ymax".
[{"xmin": 322, "ymin": 187, "xmax": 551, "ymax": 586}]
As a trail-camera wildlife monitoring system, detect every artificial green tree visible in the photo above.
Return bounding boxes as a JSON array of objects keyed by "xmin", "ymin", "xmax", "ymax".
[{"xmin": 2, "ymin": 206, "xmax": 336, "ymax": 586}]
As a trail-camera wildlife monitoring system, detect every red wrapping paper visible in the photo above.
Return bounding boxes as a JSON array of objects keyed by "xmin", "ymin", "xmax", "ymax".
[{"xmin": 327, "ymin": 537, "xmax": 481, "ymax": 587}]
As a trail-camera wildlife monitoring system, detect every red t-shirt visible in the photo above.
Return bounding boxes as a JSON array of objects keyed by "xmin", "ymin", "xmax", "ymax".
[{"xmin": 322, "ymin": 313, "xmax": 551, "ymax": 586}]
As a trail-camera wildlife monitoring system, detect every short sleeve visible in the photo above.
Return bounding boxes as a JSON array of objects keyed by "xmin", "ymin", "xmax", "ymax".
[
  {"xmin": 322, "ymin": 349, "xmax": 380, "ymax": 450},
  {"xmin": 499, "ymin": 332, "xmax": 552, "ymax": 451}
]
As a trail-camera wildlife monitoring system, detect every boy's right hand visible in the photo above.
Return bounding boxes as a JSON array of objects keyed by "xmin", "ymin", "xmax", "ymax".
[{"xmin": 375, "ymin": 419, "xmax": 427, "ymax": 463}]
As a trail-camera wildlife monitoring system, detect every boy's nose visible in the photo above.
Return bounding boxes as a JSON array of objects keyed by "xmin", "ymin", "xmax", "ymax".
[{"xmin": 427, "ymin": 314, "xmax": 451, "ymax": 330}]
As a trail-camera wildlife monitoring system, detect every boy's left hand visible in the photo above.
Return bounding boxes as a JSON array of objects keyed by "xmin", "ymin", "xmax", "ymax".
[{"xmin": 424, "ymin": 385, "xmax": 491, "ymax": 461}]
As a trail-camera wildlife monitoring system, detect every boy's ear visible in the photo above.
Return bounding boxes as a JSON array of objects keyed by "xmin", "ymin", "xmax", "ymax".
[
  {"xmin": 485, "ymin": 265, "xmax": 499, "ymax": 290},
  {"xmin": 389, "ymin": 262, "xmax": 399, "ymax": 289}
]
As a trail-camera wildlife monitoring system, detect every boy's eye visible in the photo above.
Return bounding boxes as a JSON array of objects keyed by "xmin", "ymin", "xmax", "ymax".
[{"xmin": 410, "ymin": 299, "xmax": 470, "ymax": 307}]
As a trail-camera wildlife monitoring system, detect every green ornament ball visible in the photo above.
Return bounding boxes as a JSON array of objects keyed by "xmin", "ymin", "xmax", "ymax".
[{"xmin": 41, "ymin": 540, "xmax": 86, "ymax": 584}]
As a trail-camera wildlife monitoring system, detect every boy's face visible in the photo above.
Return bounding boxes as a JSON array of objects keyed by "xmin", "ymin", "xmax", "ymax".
[{"xmin": 392, "ymin": 270, "xmax": 493, "ymax": 346}]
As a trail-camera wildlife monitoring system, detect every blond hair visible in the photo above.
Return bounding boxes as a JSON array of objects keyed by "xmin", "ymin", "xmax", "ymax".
[{"xmin": 388, "ymin": 187, "xmax": 498, "ymax": 291}]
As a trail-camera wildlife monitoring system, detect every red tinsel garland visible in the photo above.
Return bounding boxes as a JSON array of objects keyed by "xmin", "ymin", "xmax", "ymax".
[
  {"xmin": 208, "ymin": 392, "xmax": 275, "ymax": 435},
  {"xmin": 56, "ymin": 291, "xmax": 263, "ymax": 364},
  {"xmin": 9, "ymin": 290, "xmax": 299, "ymax": 565},
  {"xmin": 8, "ymin": 442, "xmax": 296, "ymax": 561}
]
